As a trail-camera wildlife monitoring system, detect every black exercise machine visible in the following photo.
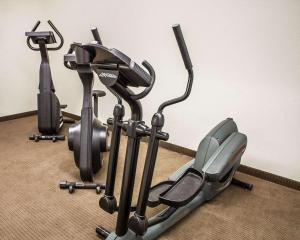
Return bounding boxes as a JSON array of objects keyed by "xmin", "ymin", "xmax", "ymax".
[
  {"xmin": 59, "ymin": 28, "xmax": 111, "ymax": 193},
  {"xmin": 25, "ymin": 20, "xmax": 73, "ymax": 142},
  {"xmin": 61, "ymin": 24, "xmax": 252, "ymax": 239}
]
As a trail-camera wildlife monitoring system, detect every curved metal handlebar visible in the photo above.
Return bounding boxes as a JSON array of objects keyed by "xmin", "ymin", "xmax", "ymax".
[
  {"xmin": 31, "ymin": 20, "xmax": 41, "ymax": 32},
  {"xmin": 172, "ymin": 24, "xmax": 192, "ymax": 71},
  {"xmin": 47, "ymin": 20, "xmax": 64, "ymax": 50},
  {"xmin": 158, "ymin": 24, "xmax": 193, "ymax": 113},
  {"xmin": 108, "ymin": 87, "xmax": 122, "ymax": 104},
  {"xmin": 26, "ymin": 39, "xmax": 38, "ymax": 51},
  {"xmin": 158, "ymin": 69, "xmax": 193, "ymax": 113},
  {"xmin": 26, "ymin": 20, "xmax": 41, "ymax": 51},
  {"xmin": 130, "ymin": 61, "xmax": 156, "ymax": 101},
  {"xmin": 26, "ymin": 20, "xmax": 64, "ymax": 51},
  {"xmin": 91, "ymin": 27, "xmax": 103, "ymax": 45}
]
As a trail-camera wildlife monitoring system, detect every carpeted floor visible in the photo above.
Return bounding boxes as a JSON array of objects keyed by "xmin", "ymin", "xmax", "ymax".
[{"xmin": 0, "ymin": 116, "xmax": 299, "ymax": 240}]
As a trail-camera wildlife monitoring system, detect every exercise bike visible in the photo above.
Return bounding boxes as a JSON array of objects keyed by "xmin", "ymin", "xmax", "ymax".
[
  {"xmin": 25, "ymin": 20, "xmax": 73, "ymax": 142},
  {"xmin": 59, "ymin": 28, "xmax": 110, "ymax": 193}
]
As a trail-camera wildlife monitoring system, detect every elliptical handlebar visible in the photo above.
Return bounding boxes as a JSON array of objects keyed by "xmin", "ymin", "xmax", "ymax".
[
  {"xmin": 26, "ymin": 20, "xmax": 64, "ymax": 51},
  {"xmin": 130, "ymin": 60, "xmax": 156, "ymax": 100},
  {"xmin": 172, "ymin": 24, "xmax": 193, "ymax": 71},
  {"xmin": 91, "ymin": 27, "xmax": 103, "ymax": 45},
  {"xmin": 158, "ymin": 24, "xmax": 193, "ymax": 113}
]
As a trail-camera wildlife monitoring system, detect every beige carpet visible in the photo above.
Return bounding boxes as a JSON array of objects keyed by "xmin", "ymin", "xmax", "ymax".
[{"xmin": 0, "ymin": 116, "xmax": 299, "ymax": 240}]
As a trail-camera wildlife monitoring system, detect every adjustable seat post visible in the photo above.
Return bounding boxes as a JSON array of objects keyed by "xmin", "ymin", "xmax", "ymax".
[
  {"xmin": 92, "ymin": 90, "xmax": 106, "ymax": 118},
  {"xmin": 93, "ymin": 94, "xmax": 99, "ymax": 118}
]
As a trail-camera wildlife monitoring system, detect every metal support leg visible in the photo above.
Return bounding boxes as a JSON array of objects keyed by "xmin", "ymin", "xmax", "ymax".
[{"xmin": 231, "ymin": 178, "xmax": 253, "ymax": 190}]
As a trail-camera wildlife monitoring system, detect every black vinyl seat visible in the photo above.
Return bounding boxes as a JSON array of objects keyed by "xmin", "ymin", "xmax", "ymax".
[
  {"xmin": 25, "ymin": 31, "xmax": 56, "ymax": 44},
  {"xmin": 92, "ymin": 90, "xmax": 106, "ymax": 98}
]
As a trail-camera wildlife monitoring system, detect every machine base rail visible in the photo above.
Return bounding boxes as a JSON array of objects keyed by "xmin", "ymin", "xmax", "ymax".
[
  {"xmin": 59, "ymin": 180, "xmax": 105, "ymax": 194},
  {"xmin": 231, "ymin": 178, "xmax": 253, "ymax": 190},
  {"xmin": 96, "ymin": 226, "xmax": 110, "ymax": 239},
  {"xmin": 29, "ymin": 134, "xmax": 65, "ymax": 142}
]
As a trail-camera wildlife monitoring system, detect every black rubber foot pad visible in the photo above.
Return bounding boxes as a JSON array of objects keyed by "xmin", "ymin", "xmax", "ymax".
[
  {"xmin": 159, "ymin": 168, "xmax": 204, "ymax": 207},
  {"xmin": 148, "ymin": 181, "xmax": 174, "ymax": 207}
]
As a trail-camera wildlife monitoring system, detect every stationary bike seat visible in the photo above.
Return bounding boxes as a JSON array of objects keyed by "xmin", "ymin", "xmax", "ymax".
[
  {"xmin": 25, "ymin": 31, "xmax": 56, "ymax": 44},
  {"xmin": 92, "ymin": 90, "xmax": 106, "ymax": 98}
]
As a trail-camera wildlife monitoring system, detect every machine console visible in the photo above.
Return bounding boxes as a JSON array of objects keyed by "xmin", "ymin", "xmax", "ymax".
[{"xmin": 72, "ymin": 43, "xmax": 152, "ymax": 88}]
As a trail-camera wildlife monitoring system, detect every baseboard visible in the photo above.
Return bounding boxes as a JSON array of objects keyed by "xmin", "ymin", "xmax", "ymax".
[
  {"xmin": 62, "ymin": 111, "xmax": 81, "ymax": 121},
  {"xmin": 238, "ymin": 165, "xmax": 300, "ymax": 191},
  {"xmin": 1, "ymin": 110, "xmax": 299, "ymax": 190},
  {"xmin": 0, "ymin": 110, "xmax": 79, "ymax": 122},
  {"xmin": 0, "ymin": 110, "xmax": 37, "ymax": 122}
]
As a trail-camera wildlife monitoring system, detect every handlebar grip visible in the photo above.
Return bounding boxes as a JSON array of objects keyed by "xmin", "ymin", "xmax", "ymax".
[
  {"xmin": 131, "ymin": 60, "xmax": 155, "ymax": 101},
  {"xmin": 47, "ymin": 20, "xmax": 64, "ymax": 50},
  {"xmin": 31, "ymin": 20, "xmax": 40, "ymax": 32},
  {"xmin": 64, "ymin": 53, "xmax": 76, "ymax": 69},
  {"xmin": 172, "ymin": 24, "xmax": 193, "ymax": 70},
  {"xmin": 91, "ymin": 27, "xmax": 102, "ymax": 45}
]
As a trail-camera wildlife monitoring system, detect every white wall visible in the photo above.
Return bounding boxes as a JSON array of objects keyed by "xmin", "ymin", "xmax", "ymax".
[
  {"xmin": 1, "ymin": 0, "xmax": 299, "ymax": 181},
  {"xmin": 0, "ymin": 0, "xmax": 44, "ymax": 115}
]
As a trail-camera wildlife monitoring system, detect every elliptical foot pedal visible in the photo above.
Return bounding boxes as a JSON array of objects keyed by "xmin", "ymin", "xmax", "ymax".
[
  {"xmin": 29, "ymin": 134, "xmax": 65, "ymax": 142},
  {"xmin": 148, "ymin": 181, "xmax": 174, "ymax": 207},
  {"xmin": 159, "ymin": 168, "xmax": 205, "ymax": 208},
  {"xmin": 59, "ymin": 180, "xmax": 105, "ymax": 194}
]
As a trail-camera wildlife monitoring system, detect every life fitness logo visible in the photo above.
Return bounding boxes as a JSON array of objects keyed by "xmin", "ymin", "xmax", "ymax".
[{"xmin": 99, "ymin": 72, "xmax": 118, "ymax": 79}]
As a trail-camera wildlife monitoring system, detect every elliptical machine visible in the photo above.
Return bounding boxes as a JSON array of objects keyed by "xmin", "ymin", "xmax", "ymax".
[
  {"xmin": 63, "ymin": 24, "xmax": 252, "ymax": 239},
  {"xmin": 25, "ymin": 20, "xmax": 72, "ymax": 142},
  {"xmin": 91, "ymin": 25, "xmax": 251, "ymax": 239},
  {"xmin": 59, "ymin": 28, "xmax": 109, "ymax": 193}
]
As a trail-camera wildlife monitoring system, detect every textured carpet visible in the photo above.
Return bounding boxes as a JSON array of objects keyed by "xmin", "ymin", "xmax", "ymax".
[{"xmin": 0, "ymin": 116, "xmax": 299, "ymax": 240}]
